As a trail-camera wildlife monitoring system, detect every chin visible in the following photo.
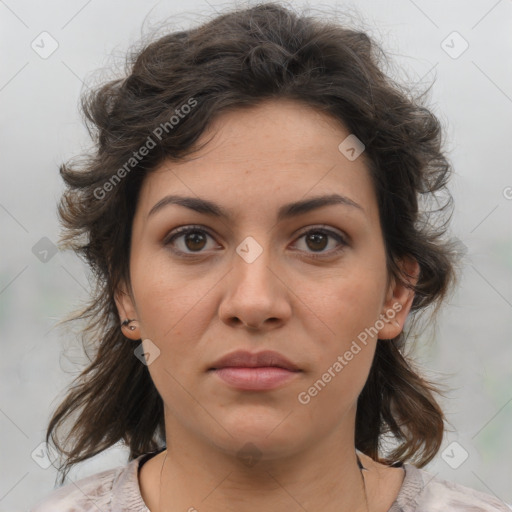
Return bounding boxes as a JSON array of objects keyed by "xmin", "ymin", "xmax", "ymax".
[
  {"xmin": 218, "ymin": 435, "xmax": 302, "ymax": 465},
  {"xmin": 208, "ymin": 409, "xmax": 308, "ymax": 457}
]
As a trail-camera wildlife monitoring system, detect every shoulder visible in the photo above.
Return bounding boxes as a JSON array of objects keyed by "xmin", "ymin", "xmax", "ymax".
[
  {"xmin": 30, "ymin": 466, "xmax": 122, "ymax": 511},
  {"xmin": 395, "ymin": 463, "xmax": 511, "ymax": 512}
]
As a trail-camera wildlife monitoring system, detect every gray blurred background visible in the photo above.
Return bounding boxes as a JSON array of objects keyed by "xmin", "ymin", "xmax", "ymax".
[{"xmin": 1, "ymin": 0, "xmax": 511, "ymax": 510}]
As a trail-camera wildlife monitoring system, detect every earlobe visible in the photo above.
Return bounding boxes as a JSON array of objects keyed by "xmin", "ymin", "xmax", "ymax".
[
  {"xmin": 378, "ymin": 256, "xmax": 420, "ymax": 340},
  {"xmin": 114, "ymin": 282, "xmax": 140, "ymax": 341}
]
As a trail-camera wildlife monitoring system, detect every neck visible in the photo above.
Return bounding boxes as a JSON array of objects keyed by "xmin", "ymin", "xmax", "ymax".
[{"xmin": 154, "ymin": 414, "xmax": 368, "ymax": 512}]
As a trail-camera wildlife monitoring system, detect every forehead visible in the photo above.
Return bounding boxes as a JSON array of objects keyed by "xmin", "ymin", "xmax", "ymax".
[{"xmin": 136, "ymin": 99, "xmax": 377, "ymax": 222}]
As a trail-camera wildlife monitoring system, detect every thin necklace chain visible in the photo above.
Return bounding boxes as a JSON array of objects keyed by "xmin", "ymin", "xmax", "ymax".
[
  {"xmin": 157, "ymin": 450, "xmax": 370, "ymax": 512},
  {"xmin": 357, "ymin": 453, "xmax": 371, "ymax": 512},
  {"xmin": 157, "ymin": 450, "xmax": 167, "ymax": 512}
]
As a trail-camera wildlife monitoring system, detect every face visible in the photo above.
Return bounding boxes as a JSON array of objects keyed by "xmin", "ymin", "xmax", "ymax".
[{"xmin": 116, "ymin": 99, "xmax": 417, "ymax": 460}]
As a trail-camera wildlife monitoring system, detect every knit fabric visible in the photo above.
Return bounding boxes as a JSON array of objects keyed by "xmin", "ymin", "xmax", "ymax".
[{"xmin": 31, "ymin": 451, "xmax": 511, "ymax": 511}]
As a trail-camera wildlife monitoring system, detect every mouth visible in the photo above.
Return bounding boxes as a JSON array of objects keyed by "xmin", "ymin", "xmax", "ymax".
[
  {"xmin": 208, "ymin": 349, "xmax": 300, "ymax": 371},
  {"xmin": 209, "ymin": 366, "xmax": 301, "ymax": 390},
  {"xmin": 208, "ymin": 350, "xmax": 302, "ymax": 391}
]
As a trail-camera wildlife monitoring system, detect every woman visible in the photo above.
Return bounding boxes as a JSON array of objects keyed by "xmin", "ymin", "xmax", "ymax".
[{"xmin": 31, "ymin": 2, "xmax": 509, "ymax": 511}]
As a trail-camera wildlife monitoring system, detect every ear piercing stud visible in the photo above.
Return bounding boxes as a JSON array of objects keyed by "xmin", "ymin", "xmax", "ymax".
[{"xmin": 122, "ymin": 319, "xmax": 137, "ymax": 331}]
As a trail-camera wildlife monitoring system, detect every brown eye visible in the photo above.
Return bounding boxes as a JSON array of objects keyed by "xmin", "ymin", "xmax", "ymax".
[
  {"xmin": 164, "ymin": 226, "xmax": 217, "ymax": 255},
  {"xmin": 182, "ymin": 230, "xmax": 207, "ymax": 251},
  {"xmin": 305, "ymin": 231, "xmax": 329, "ymax": 251},
  {"xmin": 164, "ymin": 225, "xmax": 347, "ymax": 260},
  {"xmin": 293, "ymin": 227, "xmax": 348, "ymax": 259}
]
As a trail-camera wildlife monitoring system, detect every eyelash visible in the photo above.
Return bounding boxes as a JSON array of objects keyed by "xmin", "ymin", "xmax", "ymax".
[{"xmin": 163, "ymin": 224, "xmax": 348, "ymax": 260}]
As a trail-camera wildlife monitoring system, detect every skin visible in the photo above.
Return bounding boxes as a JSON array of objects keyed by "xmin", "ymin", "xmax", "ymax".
[{"xmin": 115, "ymin": 99, "xmax": 419, "ymax": 512}]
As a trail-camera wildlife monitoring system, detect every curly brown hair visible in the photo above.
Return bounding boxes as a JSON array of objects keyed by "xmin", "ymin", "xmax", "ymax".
[{"xmin": 48, "ymin": 1, "xmax": 460, "ymax": 484}]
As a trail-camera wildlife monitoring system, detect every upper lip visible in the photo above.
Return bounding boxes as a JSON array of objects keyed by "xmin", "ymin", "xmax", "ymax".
[{"xmin": 208, "ymin": 350, "xmax": 301, "ymax": 371}]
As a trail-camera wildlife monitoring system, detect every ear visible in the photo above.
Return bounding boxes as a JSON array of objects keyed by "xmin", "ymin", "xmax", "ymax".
[
  {"xmin": 114, "ymin": 280, "xmax": 140, "ymax": 341},
  {"xmin": 377, "ymin": 255, "xmax": 420, "ymax": 340}
]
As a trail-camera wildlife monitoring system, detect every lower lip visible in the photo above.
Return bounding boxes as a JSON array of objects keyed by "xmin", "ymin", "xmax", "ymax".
[{"xmin": 211, "ymin": 367, "xmax": 300, "ymax": 390}]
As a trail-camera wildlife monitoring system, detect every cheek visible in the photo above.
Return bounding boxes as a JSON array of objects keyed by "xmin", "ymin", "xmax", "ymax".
[
  {"xmin": 298, "ymin": 284, "xmax": 380, "ymax": 418},
  {"xmin": 130, "ymin": 248, "xmax": 186, "ymax": 330},
  {"xmin": 316, "ymin": 261, "xmax": 387, "ymax": 340},
  {"xmin": 130, "ymin": 250, "xmax": 219, "ymax": 362},
  {"xmin": 299, "ymin": 255, "xmax": 387, "ymax": 399}
]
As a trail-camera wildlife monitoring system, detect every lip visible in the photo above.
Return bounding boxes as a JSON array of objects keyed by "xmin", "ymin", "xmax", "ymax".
[
  {"xmin": 212, "ymin": 367, "xmax": 300, "ymax": 390},
  {"xmin": 208, "ymin": 350, "xmax": 300, "ymax": 372},
  {"xmin": 207, "ymin": 350, "xmax": 302, "ymax": 391}
]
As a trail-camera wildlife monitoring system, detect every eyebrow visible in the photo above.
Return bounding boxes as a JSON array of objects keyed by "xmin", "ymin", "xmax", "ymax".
[{"xmin": 147, "ymin": 193, "xmax": 364, "ymax": 221}]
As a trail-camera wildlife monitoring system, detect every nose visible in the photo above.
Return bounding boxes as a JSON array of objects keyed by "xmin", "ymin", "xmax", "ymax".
[{"xmin": 218, "ymin": 242, "xmax": 292, "ymax": 332}]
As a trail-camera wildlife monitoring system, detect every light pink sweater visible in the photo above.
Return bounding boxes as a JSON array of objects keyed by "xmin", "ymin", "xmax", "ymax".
[{"xmin": 31, "ymin": 451, "xmax": 511, "ymax": 511}]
